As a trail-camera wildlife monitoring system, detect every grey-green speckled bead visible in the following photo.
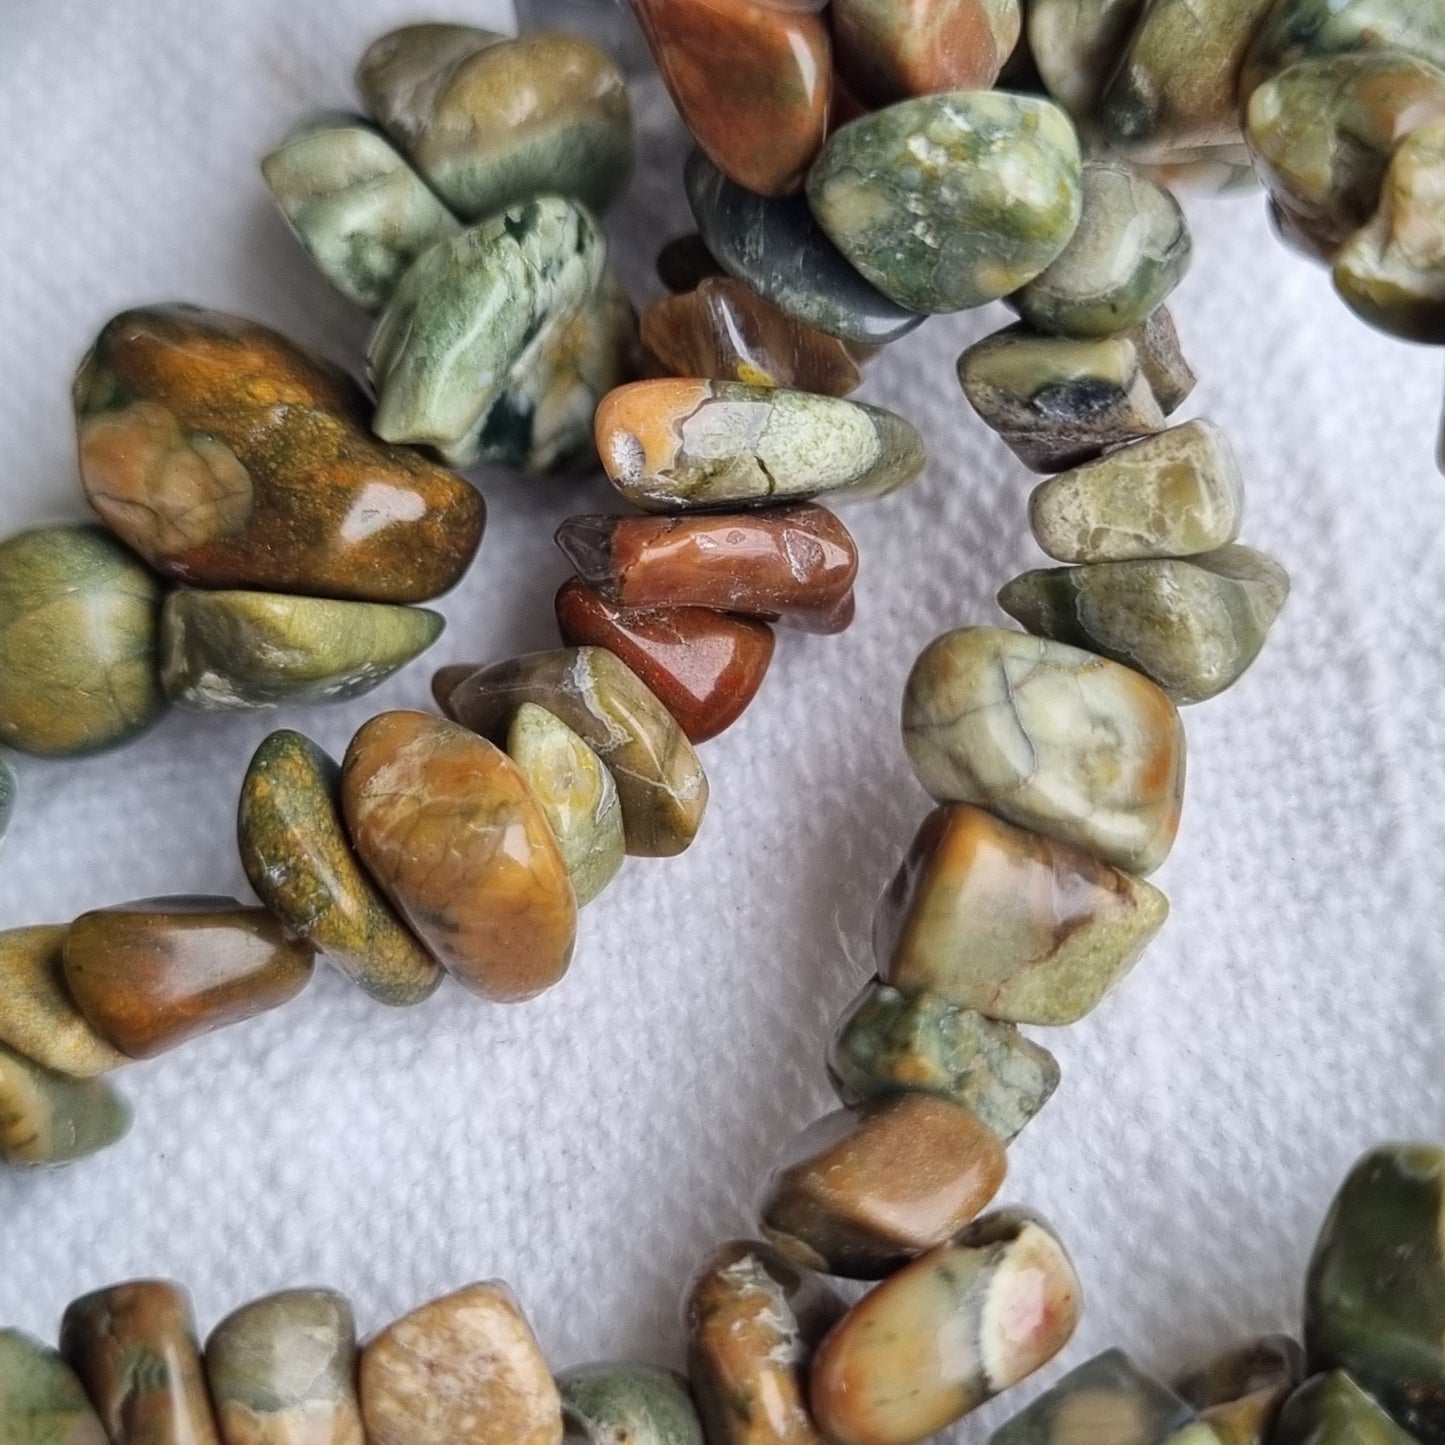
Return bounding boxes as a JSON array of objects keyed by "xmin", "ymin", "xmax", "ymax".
[
  {"xmin": 807, "ymin": 92, "xmax": 1084, "ymax": 314},
  {"xmin": 369, "ymin": 197, "xmax": 606, "ymax": 467},
  {"xmin": 1029, "ymin": 420, "xmax": 1244, "ymax": 563},
  {"xmin": 1175, "ymin": 1335, "xmax": 1305, "ymax": 1445},
  {"xmin": 261, "ymin": 114, "xmax": 460, "ymax": 313},
  {"xmin": 1305, "ymin": 1143, "xmax": 1445, "ymax": 1442},
  {"xmin": 1132, "ymin": 306, "xmax": 1196, "ymax": 414},
  {"xmin": 1029, "ymin": 0, "xmax": 1148, "ymax": 121},
  {"xmin": 0, "ymin": 757, "xmax": 13, "ymax": 850},
  {"xmin": 0, "ymin": 525, "xmax": 164, "ymax": 758},
  {"xmin": 827, "ymin": 981, "xmax": 1060, "ymax": 1143},
  {"xmin": 999, "ymin": 544, "xmax": 1290, "ymax": 705},
  {"xmin": 161, "ymin": 590, "xmax": 444, "ymax": 711},
  {"xmin": 0, "ymin": 1042, "xmax": 131, "ymax": 1168},
  {"xmin": 1273, "ymin": 1373, "xmax": 1420, "ymax": 1445},
  {"xmin": 1011, "ymin": 163, "xmax": 1192, "ymax": 337},
  {"xmin": 0, "ymin": 1330, "xmax": 107, "ymax": 1445},
  {"xmin": 560, "ymin": 1363, "xmax": 704, "ymax": 1445},
  {"xmin": 507, "ymin": 703, "xmax": 625, "ymax": 907}
]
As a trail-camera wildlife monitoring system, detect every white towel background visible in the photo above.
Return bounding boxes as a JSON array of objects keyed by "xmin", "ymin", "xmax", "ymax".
[{"xmin": 1, "ymin": 2, "xmax": 1442, "ymax": 1436}]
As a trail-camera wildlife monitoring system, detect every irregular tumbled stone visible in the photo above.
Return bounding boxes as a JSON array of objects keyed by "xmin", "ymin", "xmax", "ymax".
[
  {"xmin": 1029, "ymin": 0, "xmax": 1148, "ymax": 121},
  {"xmin": 808, "ymin": 92, "xmax": 1083, "ymax": 314},
  {"xmin": 238, "ymin": 730, "xmax": 442, "ymax": 1006},
  {"xmin": 1029, "ymin": 420, "xmax": 1244, "ymax": 563},
  {"xmin": 1011, "ymin": 162, "xmax": 1192, "ymax": 337},
  {"xmin": 206, "ymin": 1289, "xmax": 365, "ymax": 1445},
  {"xmin": 369, "ymin": 198, "xmax": 606, "ymax": 467},
  {"xmin": 595, "ymin": 379, "xmax": 925, "ymax": 511},
  {"xmin": 999, "ymin": 545, "xmax": 1290, "ymax": 705},
  {"xmin": 903, "ymin": 628, "xmax": 1186, "ymax": 875},
  {"xmin": 1272, "ymin": 1373, "xmax": 1419, "ymax": 1445},
  {"xmin": 0, "ymin": 526, "xmax": 163, "ymax": 758},
  {"xmin": 360, "ymin": 1283, "xmax": 562, "ymax": 1445},
  {"xmin": 827, "ymin": 980, "xmax": 1060, "ymax": 1142},
  {"xmin": 76, "ymin": 306, "xmax": 484, "ymax": 603},
  {"xmin": 876, "ymin": 804, "xmax": 1168, "ymax": 1024},
  {"xmin": 160, "ymin": 589, "xmax": 443, "ymax": 710},
  {"xmin": 0, "ymin": 1043, "xmax": 131, "ymax": 1168},
  {"xmin": 810, "ymin": 1213, "xmax": 1081, "ymax": 1445},
  {"xmin": 0, "ymin": 925, "xmax": 126, "ymax": 1077},
  {"xmin": 0, "ymin": 1330, "xmax": 107, "ymax": 1445},
  {"xmin": 260, "ymin": 114, "xmax": 459, "ymax": 312},
  {"xmin": 343, "ymin": 711, "xmax": 577, "ymax": 1001},
  {"xmin": 1131, "ymin": 305, "xmax": 1196, "ymax": 413},
  {"xmin": 560, "ymin": 1364, "xmax": 703, "ymax": 1445},
  {"xmin": 1175, "ymin": 1335, "xmax": 1305, "ymax": 1445},
  {"xmin": 358, "ymin": 25, "xmax": 633, "ymax": 219}
]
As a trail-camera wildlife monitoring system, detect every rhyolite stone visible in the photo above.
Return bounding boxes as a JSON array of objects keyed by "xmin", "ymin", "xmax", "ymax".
[
  {"xmin": 555, "ymin": 579, "xmax": 775, "ymax": 743},
  {"xmin": 357, "ymin": 25, "xmax": 633, "ymax": 219},
  {"xmin": 0, "ymin": 1330, "xmax": 108, "ymax": 1445},
  {"xmin": 160, "ymin": 590, "xmax": 443, "ymax": 710},
  {"xmin": 809, "ymin": 92, "xmax": 1083, "ymax": 314},
  {"xmin": 1029, "ymin": 420, "xmax": 1244, "ymax": 563},
  {"xmin": 61, "ymin": 1282, "xmax": 220, "ymax": 1445},
  {"xmin": 76, "ymin": 306, "xmax": 484, "ymax": 603},
  {"xmin": 560, "ymin": 1364, "xmax": 703, "ymax": 1445},
  {"xmin": 260, "ymin": 115, "xmax": 459, "ymax": 312},
  {"xmin": 507, "ymin": 703, "xmax": 625, "ymax": 907},
  {"xmin": 1029, "ymin": 0, "xmax": 1148, "ymax": 121},
  {"xmin": 759, "ymin": 1096, "xmax": 1007, "ymax": 1278},
  {"xmin": 0, "ymin": 525, "xmax": 163, "ymax": 758},
  {"xmin": 999, "ymin": 544, "xmax": 1291, "ymax": 705},
  {"xmin": 0, "ymin": 925, "xmax": 126, "ymax": 1077},
  {"xmin": 1131, "ymin": 306, "xmax": 1196, "ymax": 414},
  {"xmin": 0, "ymin": 1043, "xmax": 131, "ymax": 1168},
  {"xmin": 368, "ymin": 198, "xmax": 606, "ymax": 467},
  {"xmin": 359, "ymin": 1283, "xmax": 562, "ymax": 1445},
  {"xmin": 903, "ymin": 628, "xmax": 1186, "ymax": 875},
  {"xmin": 1011, "ymin": 162, "xmax": 1192, "ymax": 337},
  {"xmin": 632, "ymin": 0, "xmax": 830, "ymax": 197},
  {"xmin": 206, "ymin": 1288, "xmax": 365, "ymax": 1445},
  {"xmin": 656, "ymin": 233, "xmax": 725, "ymax": 295},
  {"xmin": 594, "ymin": 379, "xmax": 925, "ymax": 512},
  {"xmin": 1305, "ymin": 1143, "xmax": 1445, "ymax": 1442},
  {"xmin": 238, "ymin": 730, "xmax": 442, "ymax": 1006},
  {"xmin": 876, "ymin": 804, "xmax": 1168, "ymax": 1025},
  {"xmin": 1175, "ymin": 1335, "xmax": 1305, "ymax": 1445},
  {"xmin": 1273, "ymin": 1373, "xmax": 1420, "ymax": 1445},
  {"xmin": 343, "ymin": 711, "xmax": 577, "ymax": 1002},
  {"xmin": 439, "ymin": 648, "xmax": 708, "ymax": 858},
  {"xmin": 685, "ymin": 151, "xmax": 925, "ymax": 347},
  {"xmin": 810, "ymin": 1213, "xmax": 1081, "ymax": 1445},
  {"xmin": 827, "ymin": 980, "xmax": 1060, "ymax": 1142}
]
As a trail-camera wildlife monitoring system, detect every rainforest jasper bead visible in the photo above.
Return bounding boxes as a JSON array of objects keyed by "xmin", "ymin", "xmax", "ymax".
[
  {"xmin": 685, "ymin": 1240, "xmax": 842, "ymax": 1445},
  {"xmin": 903, "ymin": 628, "xmax": 1186, "ymax": 875},
  {"xmin": 358, "ymin": 26, "xmax": 633, "ymax": 220},
  {"xmin": 1011, "ymin": 163, "xmax": 1192, "ymax": 338},
  {"xmin": 0, "ymin": 1043, "xmax": 131, "ymax": 1168},
  {"xmin": 641, "ymin": 277, "xmax": 863, "ymax": 397},
  {"xmin": 0, "ymin": 525, "xmax": 163, "ymax": 758},
  {"xmin": 1175, "ymin": 1335, "xmax": 1305, "ymax": 1445},
  {"xmin": 999, "ymin": 545, "xmax": 1291, "ymax": 706},
  {"xmin": 631, "ymin": 0, "xmax": 830, "ymax": 197},
  {"xmin": 958, "ymin": 326, "xmax": 1167, "ymax": 473},
  {"xmin": 1305, "ymin": 1143, "xmax": 1445, "ymax": 1441},
  {"xmin": 1132, "ymin": 306, "xmax": 1196, "ymax": 414},
  {"xmin": 555, "ymin": 505, "xmax": 858, "ymax": 631},
  {"xmin": 656, "ymin": 233, "xmax": 725, "ymax": 295},
  {"xmin": 1029, "ymin": 420, "xmax": 1244, "ymax": 564},
  {"xmin": 0, "ymin": 925, "xmax": 126, "ymax": 1077},
  {"xmin": 810, "ymin": 1212, "xmax": 1081, "ymax": 1445},
  {"xmin": 342, "ymin": 711, "xmax": 577, "ymax": 1001},
  {"xmin": 238, "ymin": 730, "xmax": 442, "ymax": 1007},
  {"xmin": 555, "ymin": 580, "xmax": 775, "ymax": 744},
  {"xmin": 1272, "ymin": 1373, "xmax": 1419, "ymax": 1445},
  {"xmin": 684, "ymin": 152, "xmax": 925, "ymax": 347},
  {"xmin": 595, "ymin": 379, "xmax": 925, "ymax": 512},
  {"xmin": 360, "ymin": 1283, "xmax": 561, "ymax": 1445},
  {"xmin": 0, "ymin": 1330, "xmax": 107, "ymax": 1445},
  {"xmin": 368, "ymin": 198, "xmax": 606, "ymax": 467},
  {"xmin": 759, "ymin": 1096, "xmax": 1006, "ymax": 1278},
  {"xmin": 76, "ymin": 306, "xmax": 484, "ymax": 603},
  {"xmin": 1028, "ymin": 0, "xmax": 1148, "ymax": 121},
  {"xmin": 160, "ymin": 590, "xmax": 444, "ymax": 711},
  {"xmin": 507, "ymin": 703, "xmax": 625, "ymax": 907},
  {"xmin": 260, "ymin": 115, "xmax": 459, "ymax": 312},
  {"xmin": 876, "ymin": 804, "xmax": 1168, "ymax": 1025},
  {"xmin": 205, "ymin": 1289, "xmax": 364, "ymax": 1445},
  {"xmin": 827, "ymin": 980, "xmax": 1060, "ymax": 1142},
  {"xmin": 440, "ymin": 648, "xmax": 709, "ymax": 858},
  {"xmin": 559, "ymin": 1364, "xmax": 704, "ymax": 1445}
]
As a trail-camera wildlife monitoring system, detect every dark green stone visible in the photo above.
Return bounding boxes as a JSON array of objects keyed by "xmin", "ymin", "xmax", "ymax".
[{"xmin": 1273, "ymin": 1373, "xmax": 1421, "ymax": 1445}]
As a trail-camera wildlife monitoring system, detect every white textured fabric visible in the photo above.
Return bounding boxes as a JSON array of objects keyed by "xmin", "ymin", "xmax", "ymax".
[{"xmin": 1, "ymin": 2, "xmax": 1443, "ymax": 1437}]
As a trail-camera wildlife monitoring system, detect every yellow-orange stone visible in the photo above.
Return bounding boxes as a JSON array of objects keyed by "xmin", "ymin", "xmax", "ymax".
[{"xmin": 341, "ymin": 711, "xmax": 576, "ymax": 1002}]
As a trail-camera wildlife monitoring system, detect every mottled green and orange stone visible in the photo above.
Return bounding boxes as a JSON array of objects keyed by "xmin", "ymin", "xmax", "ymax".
[{"xmin": 0, "ymin": 1330, "xmax": 108, "ymax": 1445}]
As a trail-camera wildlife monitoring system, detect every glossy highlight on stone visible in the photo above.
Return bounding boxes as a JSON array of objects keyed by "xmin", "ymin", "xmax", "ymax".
[
  {"xmin": 559, "ymin": 1364, "xmax": 704, "ymax": 1445},
  {"xmin": 0, "ymin": 1330, "xmax": 108, "ymax": 1445},
  {"xmin": 75, "ymin": 306, "xmax": 484, "ymax": 603},
  {"xmin": 0, "ymin": 1043, "xmax": 131, "ymax": 1168},
  {"xmin": 342, "ymin": 711, "xmax": 577, "ymax": 1002},
  {"xmin": 0, "ymin": 925, "xmax": 126, "ymax": 1077}
]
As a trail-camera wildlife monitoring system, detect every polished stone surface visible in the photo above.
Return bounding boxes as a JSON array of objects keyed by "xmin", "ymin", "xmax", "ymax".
[
  {"xmin": 559, "ymin": 1364, "xmax": 703, "ymax": 1445},
  {"xmin": 0, "ymin": 1042, "xmax": 131, "ymax": 1168},
  {"xmin": 0, "ymin": 925, "xmax": 126, "ymax": 1077},
  {"xmin": 1030, "ymin": 0, "xmax": 1148, "ymax": 120},
  {"xmin": 0, "ymin": 1330, "xmax": 108, "ymax": 1445}
]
